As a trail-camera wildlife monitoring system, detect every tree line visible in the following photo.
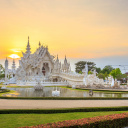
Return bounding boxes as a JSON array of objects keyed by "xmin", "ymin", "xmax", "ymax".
[{"xmin": 75, "ymin": 61, "xmax": 127, "ymax": 82}]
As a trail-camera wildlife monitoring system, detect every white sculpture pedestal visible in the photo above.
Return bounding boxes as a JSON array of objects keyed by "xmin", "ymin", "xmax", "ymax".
[{"xmin": 52, "ymin": 87, "xmax": 60, "ymax": 96}]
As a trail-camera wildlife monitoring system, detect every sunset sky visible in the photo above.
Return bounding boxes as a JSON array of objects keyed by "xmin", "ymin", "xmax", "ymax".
[{"xmin": 0, "ymin": 0, "xmax": 128, "ymax": 71}]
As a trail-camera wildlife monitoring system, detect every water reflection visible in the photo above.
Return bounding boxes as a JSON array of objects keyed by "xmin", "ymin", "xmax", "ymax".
[{"xmin": 6, "ymin": 87, "xmax": 128, "ymax": 98}]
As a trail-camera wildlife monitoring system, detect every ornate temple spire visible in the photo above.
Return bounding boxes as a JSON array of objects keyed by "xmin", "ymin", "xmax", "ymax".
[
  {"xmin": 5, "ymin": 57, "xmax": 8, "ymax": 69},
  {"xmin": 39, "ymin": 41, "xmax": 41, "ymax": 47},
  {"xmin": 46, "ymin": 45, "xmax": 48, "ymax": 50},
  {"xmin": 55, "ymin": 54, "xmax": 59, "ymax": 63},
  {"xmin": 26, "ymin": 36, "xmax": 31, "ymax": 54},
  {"xmin": 57, "ymin": 54, "xmax": 59, "ymax": 61},
  {"xmin": 5, "ymin": 57, "xmax": 9, "ymax": 82},
  {"xmin": 12, "ymin": 59, "xmax": 16, "ymax": 70},
  {"xmin": 64, "ymin": 55, "xmax": 67, "ymax": 64},
  {"xmin": 5, "ymin": 57, "xmax": 8, "ymax": 61},
  {"xmin": 27, "ymin": 36, "xmax": 29, "ymax": 46}
]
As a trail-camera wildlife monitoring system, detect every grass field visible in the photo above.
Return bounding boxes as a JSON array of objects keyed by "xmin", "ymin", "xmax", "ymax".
[
  {"xmin": 7, "ymin": 86, "xmax": 34, "ymax": 88},
  {"xmin": 62, "ymin": 86, "xmax": 128, "ymax": 94},
  {"xmin": 0, "ymin": 90, "xmax": 16, "ymax": 96},
  {"xmin": 0, "ymin": 111, "xmax": 128, "ymax": 128}
]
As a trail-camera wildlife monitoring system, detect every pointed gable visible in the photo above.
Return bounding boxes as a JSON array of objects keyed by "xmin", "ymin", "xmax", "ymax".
[{"xmin": 42, "ymin": 48, "xmax": 54, "ymax": 64}]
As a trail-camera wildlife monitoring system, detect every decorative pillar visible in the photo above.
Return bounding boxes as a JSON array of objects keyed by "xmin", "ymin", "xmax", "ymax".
[{"xmin": 5, "ymin": 57, "xmax": 8, "ymax": 82}]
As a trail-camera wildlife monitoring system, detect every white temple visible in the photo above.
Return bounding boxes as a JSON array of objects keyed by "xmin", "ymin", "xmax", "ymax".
[
  {"xmin": 4, "ymin": 37, "xmax": 104, "ymax": 87},
  {"xmin": 4, "ymin": 37, "xmax": 71, "ymax": 85}
]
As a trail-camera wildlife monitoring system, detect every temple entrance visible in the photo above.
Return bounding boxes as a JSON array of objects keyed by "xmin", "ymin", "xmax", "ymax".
[
  {"xmin": 42, "ymin": 63, "xmax": 50, "ymax": 76},
  {"xmin": 42, "ymin": 67, "xmax": 45, "ymax": 76},
  {"xmin": 53, "ymin": 78, "xmax": 58, "ymax": 82}
]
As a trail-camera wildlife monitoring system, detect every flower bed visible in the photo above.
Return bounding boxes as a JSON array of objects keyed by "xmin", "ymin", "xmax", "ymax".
[{"xmin": 19, "ymin": 112, "xmax": 128, "ymax": 128}]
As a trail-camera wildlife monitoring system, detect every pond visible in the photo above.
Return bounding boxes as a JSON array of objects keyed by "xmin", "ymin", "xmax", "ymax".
[{"xmin": 4, "ymin": 87, "xmax": 128, "ymax": 98}]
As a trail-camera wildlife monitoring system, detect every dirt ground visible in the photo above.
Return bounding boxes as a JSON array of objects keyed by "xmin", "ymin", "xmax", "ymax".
[{"xmin": 0, "ymin": 99, "xmax": 128, "ymax": 109}]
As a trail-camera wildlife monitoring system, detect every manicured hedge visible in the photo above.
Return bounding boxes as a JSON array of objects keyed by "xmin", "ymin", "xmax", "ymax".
[
  {"xmin": 0, "ymin": 106, "xmax": 128, "ymax": 114},
  {"xmin": 19, "ymin": 112, "xmax": 128, "ymax": 128},
  {"xmin": 1, "ymin": 96, "xmax": 128, "ymax": 100}
]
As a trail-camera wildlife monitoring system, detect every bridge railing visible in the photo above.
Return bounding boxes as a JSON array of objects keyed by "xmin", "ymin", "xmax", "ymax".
[
  {"xmin": 17, "ymin": 81, "xmax": 68, "ymax": 86},
  {"xmin": 60, "ymin": 72, "xmax": 84, "ymax": 81}
]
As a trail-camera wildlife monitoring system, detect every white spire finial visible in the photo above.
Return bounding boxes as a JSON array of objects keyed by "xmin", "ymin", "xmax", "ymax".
[
  {"xmin": 27, "ymin": 36, "xmax": 30, "ymax": 46},
  {"xmin": 26, "ymin": 36, "xmax": 31, "ymax": 54},
  {"xmin": 39, "ymin": 41, "xmax": 41, "ymax": 47},
  {"xmin": 64, "ymin": 55, "xmax": 67, "ymax": 63},
  {"xmin": 57, "ymin": 54, "xmax": 58, "ymax": 60}
]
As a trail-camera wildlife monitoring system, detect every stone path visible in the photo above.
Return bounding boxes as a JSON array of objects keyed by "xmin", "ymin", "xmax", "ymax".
[{"xmin": 0, "ymin": 99, "xmax": 128, "ymax": 109}]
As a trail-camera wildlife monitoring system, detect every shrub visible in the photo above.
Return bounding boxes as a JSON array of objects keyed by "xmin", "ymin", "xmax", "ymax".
[
  {"xmin": 19, "ymin": 112, "xmax": 128, "ymax": 128},
  {"xmin": 0, "ymin": 107, "xmax": 128, "ymax": 114}
]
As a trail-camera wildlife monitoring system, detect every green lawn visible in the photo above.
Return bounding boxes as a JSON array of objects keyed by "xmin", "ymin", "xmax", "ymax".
[
  {"xmin": 63, "ymin": 86, "xmax": 128, "ymax": 94},
  {"xmin": 0, "ymin": 111, "xmax": 128, "ymax": 128},
  {"xmin": 0, "ymin": 90, "xmax": 16, "ymax": 96},
  {"xmin": 7, "ymin": 86, "xmax": 33, "ymax": 88},
  {"xmin": 0, "ymin": 85, "xmax": 33, "ymax": 88}
]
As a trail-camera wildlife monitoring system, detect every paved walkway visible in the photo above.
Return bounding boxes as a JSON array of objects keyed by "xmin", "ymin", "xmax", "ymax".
[{"xmin": 0, "ymin": 99, "xmax": 128, "ymax": 109}]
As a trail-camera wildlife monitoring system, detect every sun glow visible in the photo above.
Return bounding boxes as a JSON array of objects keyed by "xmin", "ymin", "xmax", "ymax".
[{"xmin": 9, "ymin": 54, "xmax": 20, "ymax": 59}]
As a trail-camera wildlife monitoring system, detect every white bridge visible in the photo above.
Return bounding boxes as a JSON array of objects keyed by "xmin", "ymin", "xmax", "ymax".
[
  {"xmin": 15, "ymin": 72, "xmax": 85, "ymax": 86},
  {"xmin": 59, "ymin": 72, "xmax": 84, "ymax": 86},
  {"xmin": 6, "ymin": 65, "xmax": 105, "ymax": 87},
  {"xmin": 7, "ymin": 70, "xmax": 105, "ymax": 87},
  {"xmin": 22, "ymin": 81, "xmax": 68, "ymax": 86}
]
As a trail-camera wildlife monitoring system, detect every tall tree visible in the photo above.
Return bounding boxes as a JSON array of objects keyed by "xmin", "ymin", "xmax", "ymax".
[
  {"xmin": 110, "ymin": 68, "xmax": 122, "ymax": 80},
  {"xmin": 95, "ymin": 67, "xmax": 101, "ymax": 73},
  {"xmin": 97, "ymin": 73, "xmax": 105, "ymax": 80},
  {"xmin": 104, "ymin": 72, "xmax": 109, "ymax": 79},
  {"xmin": 75, "ymin": 61, "xmax": 96, "ymax": 73},
  {"xmin": 0, "ymin": 64, "xmax": 5, "ymax": 79},
  {"xmin": 101, "ymin": 65, "xmax": 114, "ymax": 74},
  {"xmin": 0, "ymin": 64, "xmax": 5, "ymax": 74}
]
